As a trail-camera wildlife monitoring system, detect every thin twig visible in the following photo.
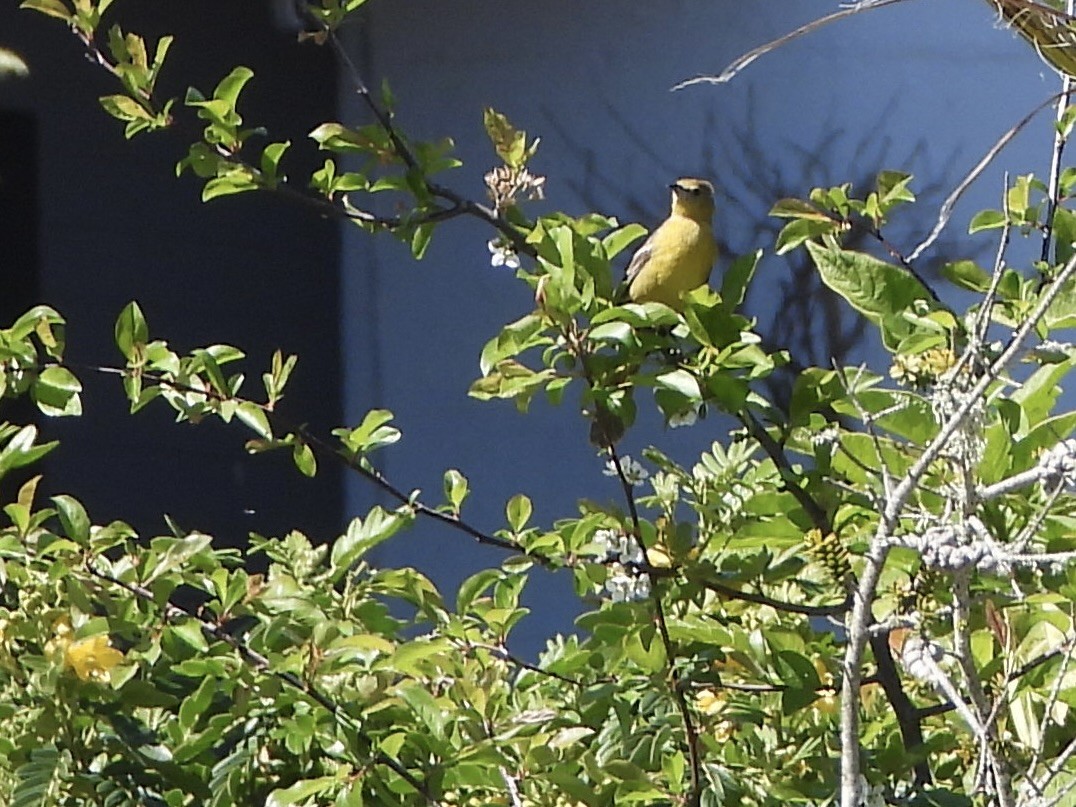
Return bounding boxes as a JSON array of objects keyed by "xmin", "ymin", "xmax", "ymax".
[
  {"xmin": 860, "ymin": 221, "xmax": 944, "ymax": 305},
  {"xmin": 909, "ymin": 92, "xmax": 1069, "ymax": 262},
  {"xmin": 320, "ymin": 23, "xmax": 534, "ymax": 257},
  {"xmin": 84, "ymin": 561, "xmax": 440, "ymax": 803},
  {"xmin": 466, "ymin": 641, "xmax": 591, "ymax": 688},
  {"xmin": 697, "ymin": 577, "xmax": 848, "ymax": 617},
  {"xmin": 1027, "ymin": 607, "xmax": 1076, "ymax": 794},
  {"xmin": 738, "ymin": 410, "xmax": 831, "ymax": 533},
  {"xmin": 671, "ymin": 0, "xmax": 913, "ymax": 90},
  {"xmin": 839, "ymin": 248, "xmax": 1076, "ymax": 806},
  {"xmin": 84, "ymin": 362, "xmax": 532, "ymax": 557},
  {"xmin": 604, "ymin": 442, "xmax": 703, "ymax": 807},
  {"xmin": 868, "ymin": 632, "xmax": 933, "ymax": 784},
  {"xmin": 1042, "ymin": 61, "xmax": 1074, "ymax": 263},
  {"xmin": 967, "ymin": 176, "xmax": 1013, "ymax": 356},
  {"xmin": 951, "ymin": 574, "xmax": 1014, "ymax": 805}
]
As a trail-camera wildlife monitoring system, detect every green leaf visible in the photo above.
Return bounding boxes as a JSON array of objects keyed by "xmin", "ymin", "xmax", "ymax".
[
  {"xmin": 115, "ymin": 300, "xmax": 148, "ymax": 359},
  {"xmin": 655, "ymin": 368, "xmax": 702, "ymax": 400},
  {"xmin": 11, "ymin": 746, "xmax": 61, "ymax": 807},
  {"xmin": 769, "ymin": 197, "xmax": 830, "ymax": 219},
  {"xmin": 0, "ymin": 425, "xmax": 57, "ymax": 479},
  {"xmin": 52, "ymin": 494, "xmax": 90, "ymax": 545},
  {"xmin": 774, "ymin": 218, "xmax": 840, "ymax": 255},
  {"xmin": 588, "ymin": 321, "xmax": 635, "ymax": 346},
  {"xmin": 236, "ymin": 402, "xmax": 272, "ymax": 439},
  {"xmin": 335, "ymin": 409, "xmax": 400, "ymax": 455},
  {"xmin": 1010, "ymin": 358, "xmax": 1076, "ymax": 426},
  {"xmin": 941, "ymin": 260, "xmax": 991, "ymax": 293},
  {"xmin": 1054, "ymin": 206, "xmax": 1076, "ymax": 267},
  {"xmin": 468, "ymin": 360, "xmax": 555, "ymax": 411},
  {"xmin": 720, "ymin": 249, "xmax": 760, "ymax": 309},
  {"xmin": 202, "ymin": 170, "xmax": 259, "ymax": 201},
  {"xmin": 601, "ymin": 223, "xmax": 647, "ymax": 259},
  {"xmin": 260, "ymin": 140, "xmax": 290, "ymax": 183},
  {"xmin": 331, "ymin": 507, "xmax": 408, "ymax": 577},
  {"xmin": 32, "ymin": 365, "xmax": 82, "ymax": 417},
  {"xmin": 292, "ymin": 441, "xmax": 316, "ymax": 477},
  {"xmin": 876, "ymin": 169, "xmax": 915, "ymax": 205},
  {"xmin": 397, "ymin": 680, "xmax": 446, "ymax": 738},
  {"xmin": 624, "ymin": 627, "xmax": 667, "ymax": 672},
  {"xmin": 1045, "ymin": 274, "xmax": 1076, "ymax": 330},
  {"xmin": 805, "ymin": 242, "xmax": 933, "ymax": 324},
  {"xmin": 99, "ymin": 94, "xmax": 152, "ymax": 123},
  {"xmin": 443, "ymin": 468, "xmax": 469, "ymax": 512},
  {"xmin": 212, "ymin": 65, "xmax": 253, "ymax": 108},
  {"xmin": 478, "ymin": 313, "xmax": 548, "ymax": 376},
  {"xmin": 483, "ymin": 107, "xmax": 536, "ymax": 169},
  {"xmin": 142, "ymin": 533, "xmax": 213, "ymax": 585},
  {"xmin": 19, "ymin": 0, "xmax": 71, "ymax": 21},
  {"xmin": 968, "ymin": 209, "xmax": 1006, "ymax": 233},
  {"xmin": 506, "ymin": 493, "xmax": 532, "ymax": 532},
  {"xmin": 266, "ymin": 777, "xmax": 339, "ymax": 807},
  {"xmin": 411, "ymin": 221, "xmax": 434, "ymax": 259},
  {"xmin": 457, "ymin": 568, "xmax": 502, "ymax": 613}
]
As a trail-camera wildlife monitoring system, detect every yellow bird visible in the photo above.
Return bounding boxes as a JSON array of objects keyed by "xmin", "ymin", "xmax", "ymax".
[{"xmin": 623, "ymin": 178, "xmax": 718, "ymax": 309}]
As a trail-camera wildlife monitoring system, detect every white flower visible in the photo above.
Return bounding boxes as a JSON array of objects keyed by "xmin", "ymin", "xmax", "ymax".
[
  {"xmin": 809, "ymin": 425, "xmax": 840, "ymax": 447},
  {"xmin": 632, "ymin": 573, "xmax": 651, "ymax": 599},
  {"xmin": 615, "ymin": 536, "xmax": 644, "ymax": 566},
  {"xmin": 603, "ymin": 563, "xmax": 651, "ymax": 602},
  {"xmin": 669, "ymin": 406, "xmax": 700, "ymax": 429},
  {"xmin": 593, "ymin": 528, "xmax": 619, "ymax": 556},
  {"xmin": 593, "ymin": 529, "xmax": 643, "ymax": 565},
  {"xmin": 488, "ymin": 239, "xmax": 520, "ymax": 269},
  {"xmin": 603, "ymin": 455, "xmax": 649, "ymax": 486},
  {"xmin": 855, "ymin": 776, "xmax": 886, "ymax": 807}
]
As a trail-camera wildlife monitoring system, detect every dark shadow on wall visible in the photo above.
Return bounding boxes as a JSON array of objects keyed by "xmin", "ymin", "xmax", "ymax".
[
  {"xmin": 0, "ymin": 4, "xmax": 344, "ymax": 551},
  {"xmin": 0, "ymin": 108, "xmax": 40, "ymax": 457},
  {"xmin": 546, "ymin": 91, "xmax": 977, "ymax": 411}
]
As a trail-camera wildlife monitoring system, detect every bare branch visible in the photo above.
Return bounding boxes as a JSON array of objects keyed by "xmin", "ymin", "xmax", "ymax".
[
  {"xmin": 697, "ymin": 577, "xmax": 849, "ymax": 618},
  {"xmin": 840, "ymin": 248, "xmax": 1076, "ymax": 806},
  {"xmin": 909, "ymin": 92, "xmax": 1069, "ymax": 262},
  {"xmin": 671, "ymin": 0, "xmax": 913, "ymax": 90}
]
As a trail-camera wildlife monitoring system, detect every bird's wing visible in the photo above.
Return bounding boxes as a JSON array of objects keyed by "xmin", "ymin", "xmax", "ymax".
[{"xmin": 623, "ymin": 233, "xmax": 656, "ymax": 288}]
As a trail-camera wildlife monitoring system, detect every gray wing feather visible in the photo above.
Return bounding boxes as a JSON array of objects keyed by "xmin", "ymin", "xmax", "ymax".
[{"xmin": 623, "ymin": 235, "xmax": 655, "ymax": 288}]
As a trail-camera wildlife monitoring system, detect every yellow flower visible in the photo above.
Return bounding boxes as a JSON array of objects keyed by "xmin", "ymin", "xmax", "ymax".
[
  {"xmin": 713, "ymin": 720, "xmax": 736, "ymax": 743},
  {"xmin": 65, "ymin": 634, "xmax": 124, "ymax": 683},
  {"xmin": 695, "ymin": 688, "xmax": 726, "ymax": 716},
  {"xmin": 44, "ymin": 615, "xmax": 74, "ymax": 661},
  {"xmin": 645, "ymin": 543, "xmax": 672, "ymax": 568}
]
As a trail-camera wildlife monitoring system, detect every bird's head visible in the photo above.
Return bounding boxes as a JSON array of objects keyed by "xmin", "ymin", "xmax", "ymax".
[{"xmin": 669, "ymin": 178, "xmax": 715, "ymax": 222}]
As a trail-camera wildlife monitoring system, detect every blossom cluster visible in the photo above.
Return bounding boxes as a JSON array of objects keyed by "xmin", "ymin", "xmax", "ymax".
[
  {"xmin": 593, "ymin": 528, "xmax": 651, "ymax": 603},
  {"xmin": 602, "ymin": 455, "xmax": 649, "ymax": 487},
  {"xmin": 483, "ymin": 164, "xmax": 545, "ymax": 213},
  {"xmin": 487, "ymin": 238, "xmax": 521, "ymax": 270}
]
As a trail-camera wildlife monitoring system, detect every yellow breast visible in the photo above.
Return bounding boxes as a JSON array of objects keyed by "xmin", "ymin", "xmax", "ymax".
[{"xmin": 628, "ymin": 216, "xmax": 717, "ymax": 309}]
